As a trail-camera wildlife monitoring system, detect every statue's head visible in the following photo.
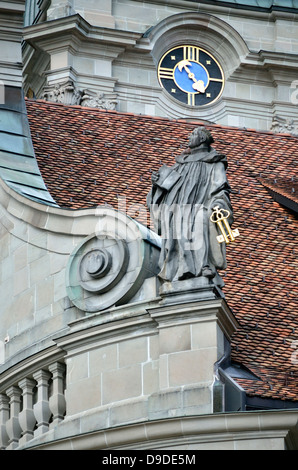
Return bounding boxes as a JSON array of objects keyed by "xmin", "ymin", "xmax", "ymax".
[{"xmin": 189, "ymin": 127, "xmax": 214, "ymax": 148}]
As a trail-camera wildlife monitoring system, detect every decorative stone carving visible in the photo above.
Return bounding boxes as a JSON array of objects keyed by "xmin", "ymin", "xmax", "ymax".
[
  {"xmin": 80, "ymin": 89, "xmax": 118, "ymax": 110},
  {"xmin": 147, "ymin": 127, "xmax": 234, "ymax": 296},
  {"xmin": 42, "ymin": 79, "xmax": 82, "ymax": 106},
  {"xmin": 66, "ymin": 208, "xmax": 160, "ymax": 313},
  {"xmin": 42, "ymin": 80, "xmax": 118, "ymax": 110},
  {"xmin": 271, "ymin": 116, "xmax": 298, "ymax": 136}
]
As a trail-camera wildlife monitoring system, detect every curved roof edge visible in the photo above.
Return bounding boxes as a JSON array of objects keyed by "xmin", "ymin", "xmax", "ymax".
[{"xmin": 0, "ymin": 85, "xmax": 58, "ymax": 207}]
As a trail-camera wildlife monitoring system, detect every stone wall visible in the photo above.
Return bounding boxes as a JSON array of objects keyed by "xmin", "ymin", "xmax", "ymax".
[
  {"xmin": 22, "ymin": 0, "xmax": 298, "ymax": 131},
  {"xmin": 0, "ymin": 179, "xmax": 160, "ymax": 369}
]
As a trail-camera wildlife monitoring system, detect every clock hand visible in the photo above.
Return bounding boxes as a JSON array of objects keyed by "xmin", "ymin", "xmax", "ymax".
[
  {"xmin": 192, "ymin": 80, "xmax": 205, "ymax": 93},
  {"xmin": 177, "ymin": 60, "xmax": 206, "ymax": 94},
  {"xmin": 177, "ymin": 60, "xmax": 192, "ymax": 77}
]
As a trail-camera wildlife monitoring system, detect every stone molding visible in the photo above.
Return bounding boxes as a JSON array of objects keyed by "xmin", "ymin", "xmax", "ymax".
[
  {"xmin": 23, "ymin": 14, "xmax": 141, "ymax": 51},
  {"xmin": 148, "ymin": 12, "xmax": 249, "ymax": 72},
  {"xmin": 19, "ymin": 410, "xmax": 298, "ymax": 450},
  {"xmin": 149, "ymin": 299, "xmax": 239, "ymax": 342}
]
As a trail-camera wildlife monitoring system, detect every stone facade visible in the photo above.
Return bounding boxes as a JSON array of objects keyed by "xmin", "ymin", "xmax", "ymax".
[
  {"xmin": 22, "ymin": 0, "xmax": 298, "ymax": 131},
  {"xmin": 0, "ymin": 175, "xmax": 239, "ymax": 450}
]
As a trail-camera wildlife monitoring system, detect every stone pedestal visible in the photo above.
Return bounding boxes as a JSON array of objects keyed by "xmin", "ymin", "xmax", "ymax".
[
  {"xmin": 148, "ymin": 295, "xmax": 238, "ymax": 418},
  {"xmin": 54, "ymin": 293, "xmax": 238, "ymax": 429},
  {"xmin": 159, "ymin": 276, "xmax": 225, "ymax": 305}
]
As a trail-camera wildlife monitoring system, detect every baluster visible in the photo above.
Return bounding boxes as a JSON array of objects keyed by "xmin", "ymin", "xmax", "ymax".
[
  {"xmin": 33, "ymin": 370, "xmax": 51, "ymax": 436},
  {"xmin": 5, "ymin": 386, "xmax": 22, "ymax": 449},
  {"xmin": 18, "ymin": 378, "xmax": 36, "ymax": 445},
  {"xmin": 48, "ymin": 362, "xmax": 66, "ymax": 428},
  {"xmin": 0, "ymin": 394, "xmax": 10, "ymax": 449}
]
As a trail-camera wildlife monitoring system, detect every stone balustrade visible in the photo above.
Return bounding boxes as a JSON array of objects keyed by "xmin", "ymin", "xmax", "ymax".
[{"xmin": 0, "ymin": 361, "xmax": 66, "ymax": 450}]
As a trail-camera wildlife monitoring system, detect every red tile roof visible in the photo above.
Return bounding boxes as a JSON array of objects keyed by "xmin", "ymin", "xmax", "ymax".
[{"xmin": 26, "ymin": 98, "xmax": 298, "ymax": 404}]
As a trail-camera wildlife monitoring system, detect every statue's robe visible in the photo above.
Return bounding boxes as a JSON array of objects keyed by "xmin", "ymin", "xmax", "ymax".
[{"xmin": 147, "ymin": 146, "xmax": 233, "ymax": 285}]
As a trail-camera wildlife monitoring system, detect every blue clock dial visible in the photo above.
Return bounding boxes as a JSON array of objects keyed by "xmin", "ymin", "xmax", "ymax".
[
  {"xmin": 174, "ymin": 61, "xmax": 209, "ymax": 94},
  {"xmin": 157, "ymin": 45, "xmax": 224, "ymax": 107}
]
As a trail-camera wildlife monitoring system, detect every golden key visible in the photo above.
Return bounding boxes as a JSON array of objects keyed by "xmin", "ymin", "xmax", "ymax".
[{"xmin": 210, "ymin": 206, "xmax": 240, "ymax": 244}]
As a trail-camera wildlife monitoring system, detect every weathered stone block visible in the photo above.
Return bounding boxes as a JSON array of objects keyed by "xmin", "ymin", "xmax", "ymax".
[
  {"xmin": 66, "ymin": 376, "xmax": 101, "ymax": 415},
  {"xmin": 159, "ymin": 324, "xmax": 191, "ymax": 355},
  {"xmin": 110, "ymin": 398, "xmax": 148, "ymax": 427},
  {"xmin": 89, "ymin": 344, "xmax": 118, "ymax": 376},
  {"xmin": 119, "ymin": 336, "xmax": 148, "ymax": 368},
  {"xmin": 13, "ymin": 266, "xmax": 29, "ymax": 296},
  {"xmin": 36, "ymin": 278, "xmax": 54, "ymax": 311},
  {"xmin": 143, "ymin": 360, "xmax": 159, "ymax": 396},
  {"xmin": 168, "ymin": 349, "xmax": 216, "ymax": 387},
  {"xmin": 102, "ymin": 364, "xmax": 142, "ymax": 404},
  {"xmin": 67, "ymin": 353, "xmax": 89, "ymax": 384}
]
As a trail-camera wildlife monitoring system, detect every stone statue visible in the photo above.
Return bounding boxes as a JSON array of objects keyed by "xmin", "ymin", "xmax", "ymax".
[{"xmin": 147, "ymin": 127, "xmax": 233, "ymax": 291}]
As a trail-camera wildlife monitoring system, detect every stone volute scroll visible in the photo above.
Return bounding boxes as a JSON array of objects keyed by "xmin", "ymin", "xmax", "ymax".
[
  {"xmin": 147, "ymin": 126, "xmax": 237, "ymax": 302},
  {"xmin": 66, "ymin": 208, "xmax": 160, "ymax": 313}
]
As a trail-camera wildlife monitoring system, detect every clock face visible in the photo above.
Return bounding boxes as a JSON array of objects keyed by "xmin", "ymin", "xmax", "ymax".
[{"xmin": 157, "ymin": 45, "xmax": 224, "ymax": 107}]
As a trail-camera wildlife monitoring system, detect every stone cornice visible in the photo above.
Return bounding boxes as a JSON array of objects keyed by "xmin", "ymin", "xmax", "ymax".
[
  {"xmin": 54, "ymin": 306, "xmax": 159, "ymax": 356},
  {"xmin": 23, "ymin": 13, "xmax": 142, "ymax": 52},
  {"xmin": 0, "ymin": 1, "xmax": 25, "ymax": 14},
  {"xmin": 19, "ymin": 409, "xmax": 298, "ymax": 450},
  {"xmin": 148, "ymin": 298, "xmax": 239, "ymax": 340}
]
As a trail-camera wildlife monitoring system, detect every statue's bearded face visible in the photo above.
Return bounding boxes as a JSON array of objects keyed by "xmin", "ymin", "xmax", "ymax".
[
  {"xmin": 189, "ymin": 128, "xmax": 204, "ymax": 148},
  {"xmin": 189, "ymin": 128, "xmax": 213, "ymax": 148}
]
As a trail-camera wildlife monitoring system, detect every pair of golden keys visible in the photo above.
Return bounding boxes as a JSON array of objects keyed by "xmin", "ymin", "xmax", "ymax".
[{"xmin": 210, "ymin": 206, "xmax": 240, "ymax": 244}]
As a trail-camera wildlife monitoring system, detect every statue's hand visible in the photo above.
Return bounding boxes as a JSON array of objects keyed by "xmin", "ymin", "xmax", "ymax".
[{"xmin": 212, "ymin": 202, "xmax": 224, "ymax": 211}]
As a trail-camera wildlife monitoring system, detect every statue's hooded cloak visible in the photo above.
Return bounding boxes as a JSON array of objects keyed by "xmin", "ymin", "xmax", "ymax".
[{"xmin": 147, "ymin": 132, "xmax": 233, "ymax": 285}]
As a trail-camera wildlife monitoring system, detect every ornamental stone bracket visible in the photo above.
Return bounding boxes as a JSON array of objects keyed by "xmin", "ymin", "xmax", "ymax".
[
  {"xmin": 42, "ymin": 79, "xmax": 118, "ymax": 110},
  {"xmin": 42, "ymin": 79, "xmax": 82, "ymax": 106},
  {"xmin": 80, "ymin": 89, "xmax": 118, "ymax": 110},
  {"xmin": 271, "ymin": 115, "xmax": 298, "ymax": 136}
]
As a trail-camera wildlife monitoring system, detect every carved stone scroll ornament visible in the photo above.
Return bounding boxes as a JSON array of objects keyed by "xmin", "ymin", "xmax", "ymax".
[
  {"xmin": 42, "ymin": 80, "xmax": 118, "ymax": 110},
  {"xmin": 80, "ymin": 90, "xmax": 118, "ymax": 110},
  {"xmin": 271, "ymin": 116, "xmax": 298, "ymax": 136},
  {"xmin": 66, "ymin": 208, "xmax": 160, "ymax": 313},
  {"xmin": 42, "ymin": 80, "xmax": 83, "ymax": 106}
]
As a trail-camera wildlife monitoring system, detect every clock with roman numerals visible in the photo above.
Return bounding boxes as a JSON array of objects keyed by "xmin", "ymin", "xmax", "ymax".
[{"xmin": 157, "ymin": 45, "xmax": 224, "ymax": 107}]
